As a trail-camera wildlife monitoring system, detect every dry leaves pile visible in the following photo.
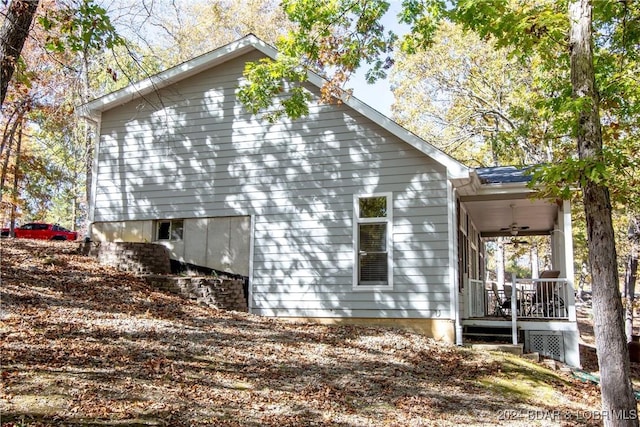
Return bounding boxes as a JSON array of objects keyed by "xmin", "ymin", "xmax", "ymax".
[{"xmin": 1, "ymin": 239, "xmax": 602, "ymax": 426}]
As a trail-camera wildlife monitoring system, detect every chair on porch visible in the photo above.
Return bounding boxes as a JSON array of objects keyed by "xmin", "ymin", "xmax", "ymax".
[
  {"xmin": 531, "ymin": 270, "xmax": 564, "ymax": 317},
  {"xmin": 491, "ymin": 282, "xmax": 513, "ymax": 317}
]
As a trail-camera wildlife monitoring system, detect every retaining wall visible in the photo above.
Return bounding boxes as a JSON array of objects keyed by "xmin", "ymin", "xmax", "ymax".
[
  {"xmin": 82, "ymin": 241, "xmax": 248, "ymax": 312},
  {"xmin": 145, "ymin": 275, "xmax": 248, "ymax": 312},
  {"xmin": 84, "ymin": 241, "xmax": 172, "ymax": 274}
]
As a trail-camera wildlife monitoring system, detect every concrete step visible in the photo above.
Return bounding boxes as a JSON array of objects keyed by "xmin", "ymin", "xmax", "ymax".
[{"xmin": 468, "ymin": 343, "xmax": 524, "ymax": 356}]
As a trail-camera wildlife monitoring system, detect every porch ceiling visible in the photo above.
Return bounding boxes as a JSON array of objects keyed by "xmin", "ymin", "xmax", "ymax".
[
  {"xmin": 462, "ymin": 195, "xmax": 559, "ymax": 237},
  {"xmin": 459, "ymin": 166, "xmax": 560, "ymax": 237}
]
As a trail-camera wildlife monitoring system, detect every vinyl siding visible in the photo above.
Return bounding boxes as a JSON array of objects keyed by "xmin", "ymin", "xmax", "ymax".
[{"xmin": 94, "ymin": 49, "xmax": 453, "ymax": 319}]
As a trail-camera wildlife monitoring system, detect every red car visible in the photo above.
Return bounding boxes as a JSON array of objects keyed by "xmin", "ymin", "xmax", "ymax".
[{"xmin": 1, "ymin": 223, "xmax": 78, "ymax": 241}]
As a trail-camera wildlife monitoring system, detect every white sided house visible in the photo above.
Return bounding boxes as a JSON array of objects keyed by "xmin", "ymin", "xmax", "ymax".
[{"xmin": 79, "ymin": 35, "xmax": 580, "ymax": 366}]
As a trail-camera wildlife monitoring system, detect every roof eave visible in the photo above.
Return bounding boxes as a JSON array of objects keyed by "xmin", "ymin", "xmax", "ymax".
[
  {"xmin": 78, "ymin": 35, "xmax": 276, "ymax": 119},
  {"xmin": 307, "ymin": 72, "xmax": 469, "ymax": 180}
]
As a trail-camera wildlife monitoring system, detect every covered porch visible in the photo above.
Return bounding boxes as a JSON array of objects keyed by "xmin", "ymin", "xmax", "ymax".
[{"xmin": 455, "ymin": 167, "xmax": 579, "ymax": 366}]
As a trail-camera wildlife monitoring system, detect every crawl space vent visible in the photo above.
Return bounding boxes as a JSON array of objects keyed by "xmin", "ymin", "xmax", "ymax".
[{"xmin": 526, "ymin": 330, "xmax": 564, "ymax": 362}]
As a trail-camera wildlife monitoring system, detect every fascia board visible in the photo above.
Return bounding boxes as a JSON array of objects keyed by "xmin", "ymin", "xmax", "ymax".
[
  {"xmin": 474, "ymin": 182, "xmax": 538, "ymax": 197},
  {"xmin": 302, "ymin": 70, "xmax": 469, "ymax": 180},
  {"xmin": 77, "ymin": 35, "xmax": 276, "ymax": 120},
  {"xmin": 305, "ymin": 68, "xmax": 469, "ymax": 180},
  {"xmin": 340, "ymin": 93, "xmax": 470, "ymax": 180}
]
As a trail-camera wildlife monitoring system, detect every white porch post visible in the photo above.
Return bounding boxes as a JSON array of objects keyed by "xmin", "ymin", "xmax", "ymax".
[
  {"xmin": 248, "ymin": 215, "xmax": 256, "ymax": 314},
  {"xmin": 511, "ymin": 276, "xmax": 518, "ymax": 345},
  {"xmin": 561, "ymin": 200, "xmax": 575, "ymax": 278},
  {"xmin": 557, "ymin": 199, "xmax": 580, "ymax": 367},
  {"xmin": 559, "ymin": 200, "xmax": 577, "ymax": 322}
]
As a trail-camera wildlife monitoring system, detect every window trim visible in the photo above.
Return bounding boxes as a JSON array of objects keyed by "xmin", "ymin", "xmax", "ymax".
[
  {"xmin": 353, "ymin": 192, "xmax": 393, "ymax": 290},
  {"xmin": 155, "ymin": 219, "xmax": 184, "ymax": 241}
]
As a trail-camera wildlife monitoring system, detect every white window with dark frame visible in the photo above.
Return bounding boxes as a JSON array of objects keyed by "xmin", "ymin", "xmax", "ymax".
[
  {"xmin": 155, "ymin": 219, "xmax": 184, "ymax": 241},
  {"xmin": 353, "ymin": 193, "xmax": 393, "ymax": 289}
]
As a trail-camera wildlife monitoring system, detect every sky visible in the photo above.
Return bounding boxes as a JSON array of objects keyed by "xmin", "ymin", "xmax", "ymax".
[
  {"xmin": 348, "ymin": 1, "xmax": 409, "ymax": 117},
  {"xmin": 101, "ymin": 0, "xmax": 408, "ymax": 118},
  {"xmin": 350, "ymin": 70, "xmax": 394, "ymax": 116}
]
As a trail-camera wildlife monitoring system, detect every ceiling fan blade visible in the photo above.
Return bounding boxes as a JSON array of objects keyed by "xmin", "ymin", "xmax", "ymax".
[
  {"xmin": 499, "ymin": 205, "xmax": 531, "ymax": 234},
  {"xmin": 506, "ymin": 239, "xmax": 529, "ymax": 245}
]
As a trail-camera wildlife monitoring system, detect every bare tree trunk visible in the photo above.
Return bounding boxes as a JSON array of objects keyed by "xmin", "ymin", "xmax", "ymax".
[
  {"xmin": 626, "ymin": 255, "xmax": 638, "ymax": 341},
  {"xmin": 9, "ymin": 113, "xmax": 23, "ymax": 236},
  {"xmin": 71, "ymin": 170, "xmax": 79, "ymax": 229},
  {"xmin": 569, "ymin": 1, "xmax": 638, "ymax": 424},
  {"xmin": 578, "ymin": 262, "xmax": 588, "ymax": 299},
  {"xmin": 626, "ymin": 217, "xmax": 640, "ymax": 341},
  {"xmin": 0, "ymin": 107, "xmax": 18, "ymax": 157},
  {"xmin": 80, "ymin": 50, "xmax": 93, "ymax": 233},
  {"xmin": 0, "ymin": 113, "xmax": 20, "ymax": 193},
  {"xmin": 0, "ymin": 0, "xmax": 40, "ymax": 108},
  {"xmin": 496, "ymin": 238, "xmax": 505, "ymax": 286},
  {"xmin": 531, "ymin": 242, "xmax": 539, "ymax": 278}
]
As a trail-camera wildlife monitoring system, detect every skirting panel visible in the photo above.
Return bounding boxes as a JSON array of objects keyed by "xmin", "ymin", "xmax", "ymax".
[
  {"xmin": 525, "ymin": 330, "xmax": 565, "ymax": 362},
  {"xmin": 278, "ymin": 317, "xmax": 455, "ymax": 343}
]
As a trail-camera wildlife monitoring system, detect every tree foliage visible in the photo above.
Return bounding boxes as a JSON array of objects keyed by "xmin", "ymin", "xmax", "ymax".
[
  {"xmin": 100, "ymin": 0, "xmax": 293, "ymax": 76},
  {"xmin": 38, "ymin": 0, "xmax": 122, "ymax": 54},
  {"xmin": 0, "ymin": 0, "xmax": 40, "ymax": 107},
  {"xmin": 237, "ymin": 0, "xmax": 396, "ymax": 120},
  {"xmin": 390, "ymin": 21, "xmax": 558, "ymax": 167},
  {"xmin": 0, "ymin": 0, "xmax": 121, "ymax": 229}
]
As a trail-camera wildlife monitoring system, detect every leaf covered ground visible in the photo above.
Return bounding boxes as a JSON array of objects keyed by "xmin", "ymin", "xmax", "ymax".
[{"xmin": 0, "ymin": 239, "xmax": 605, "ymax": 426}]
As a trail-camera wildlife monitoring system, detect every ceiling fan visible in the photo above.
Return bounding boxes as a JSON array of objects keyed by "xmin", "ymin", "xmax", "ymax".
[
  {"xmin": 505, "ymin": 238, "xmax": 530, "ymax": 247},
  {"xmin": 500, "ymin": 204, "xmax": 530, "ymax": 236}
]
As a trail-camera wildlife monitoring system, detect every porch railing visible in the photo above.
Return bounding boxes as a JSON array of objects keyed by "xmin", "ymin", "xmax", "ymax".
[
  {"xmin": 474, "ymin": 278, "xmax": 571, "ymax": 320},
  {"xmin": 514, "ymin": 278, "xmax": 571, "ymax": 320}
]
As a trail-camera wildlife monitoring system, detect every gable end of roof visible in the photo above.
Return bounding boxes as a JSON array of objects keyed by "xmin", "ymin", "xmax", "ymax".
[
  {"xmin": 78, "ymin": 34, "xmax": 469, "ymax": 180},
  {"xmin": 78, "ymin": 35, "xmax": 275, "ymax": 120}
]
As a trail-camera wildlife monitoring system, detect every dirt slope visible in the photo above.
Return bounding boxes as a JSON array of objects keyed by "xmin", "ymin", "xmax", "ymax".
[{"xmin": 0, "ymin": 239, "xmax": 603, "ymax": 426}]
